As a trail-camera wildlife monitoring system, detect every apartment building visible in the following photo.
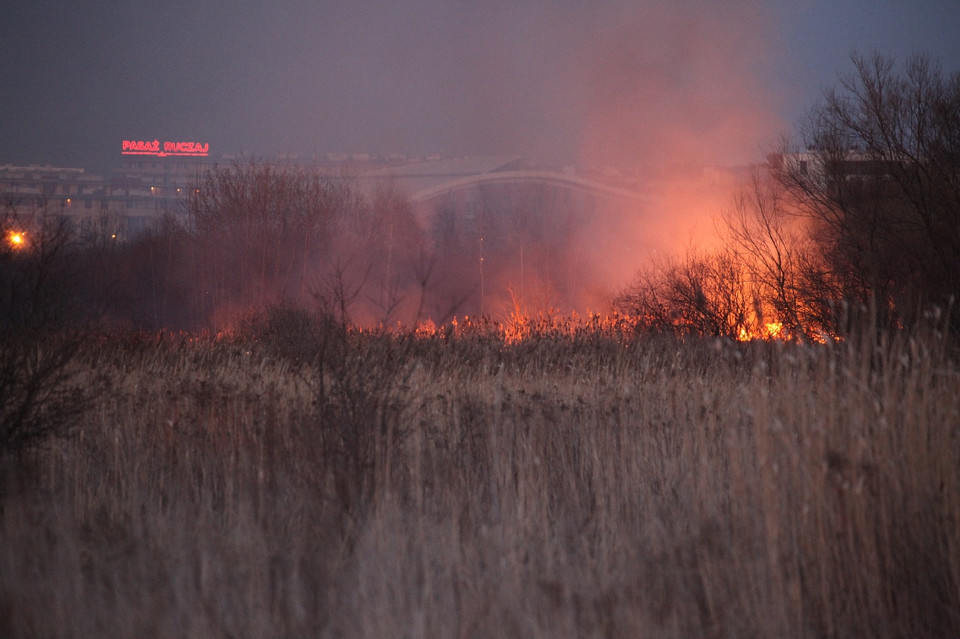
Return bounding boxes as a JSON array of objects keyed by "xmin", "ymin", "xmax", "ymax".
[{"xmin": 1, "ymin": 139, "xmax": 215, "ymax": 239}]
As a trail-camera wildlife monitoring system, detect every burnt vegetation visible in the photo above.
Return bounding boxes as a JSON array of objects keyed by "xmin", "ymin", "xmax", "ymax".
[{"xmin": 1, "ymin": 52, "xmax": 960, "ymax": 637}]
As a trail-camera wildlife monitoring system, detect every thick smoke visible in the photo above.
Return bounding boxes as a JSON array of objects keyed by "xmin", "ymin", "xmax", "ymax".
[
  {"xmin": 389, "ymin": 1, "xmax": 789, "ymax": 316},
  {"xmin": 238, "ymin": 2, "xmax": 786, "ymax": 173},
  {"xmin": 216, "ymin": 2, "xmax": 789, "ymax": 323},
  {"xmin": 5, "ymin": 1, "xmax": 796, "ymax": 327},
  {"xmin": 571, "ymin": 1, "xmax": 786, "ymax": 280},
  {"xmin": 576, "ymin": 2, "xmax": 782, "ymax": 167}
]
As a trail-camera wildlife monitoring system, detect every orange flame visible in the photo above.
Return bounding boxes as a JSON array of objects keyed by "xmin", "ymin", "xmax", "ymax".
[
  {"xmin": 737, "ymin": 320, "xmax": 786, "ymax": 342},
  {"xmin": 765, "ymin": 321, "xmax": 783, "ymax": 339}
]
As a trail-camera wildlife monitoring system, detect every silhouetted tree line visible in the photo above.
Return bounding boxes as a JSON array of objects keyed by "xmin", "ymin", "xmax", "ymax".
[
  {"xmin": 31, "ymin": 162, "xmax": 434, "ymax": 331},
  {"xmin": 3, "ymin": 161, "xmax": 607, "ymax": 337},
  {"xmin": 616, "ymin": 52, "xmax": 960, "ymax": 339},
  {"xmin": 107, "ymin": 163, "xmax": 595, "ymax": 330}
]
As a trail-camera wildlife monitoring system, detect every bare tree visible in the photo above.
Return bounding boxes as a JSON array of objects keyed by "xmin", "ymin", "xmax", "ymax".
[
  {"xmin": 363, "ymin": 180, "xmax": 425, "ymax": 324},
  {"xmin": 617, "ymin": 52, "xmax": 959, "ymax": 339},
  {"xmin": 0, "ymin": 212, "xmax": 95, "ymax": 457},
  {"xmin": 0, "ymin": 329, "xmax": 92, "ymax": 457},
  {"xmin": 773, "ymin": 52, "xmax": 960, "ymax": 330},
  {"xmin": 313, "ymin": 253, "xmax": 369, "ymax": 330},
  {"xmin": 614, "ymin": 247, "xmax": 753, "ymax": 338},
  {"xmin": 722, "ymin": 171, "xmax": 839, "ymax": 340},
  {"xmin": 186, "ymin": 161, "xmax": 355, "ymax": 329}
]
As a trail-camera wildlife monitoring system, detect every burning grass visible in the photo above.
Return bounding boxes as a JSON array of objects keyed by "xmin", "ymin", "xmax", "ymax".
[{"xmin": 1, "ymin": 313, "xmax": 959, "ymax": 637}]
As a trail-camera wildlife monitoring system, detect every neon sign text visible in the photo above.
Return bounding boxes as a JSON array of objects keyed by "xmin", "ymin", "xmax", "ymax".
[{"xmin": 122, "ymin": 140, "xmax": 210, "ymax": 158}]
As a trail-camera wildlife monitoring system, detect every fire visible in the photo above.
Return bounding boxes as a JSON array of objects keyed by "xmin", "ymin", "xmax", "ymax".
[
  {"xmin": 765, "ymin": 321, "xmax": 783, "ymax": 339},
  {"xmin": 736, "ymin": 319, "xmax": 786, "ymax": 342}
]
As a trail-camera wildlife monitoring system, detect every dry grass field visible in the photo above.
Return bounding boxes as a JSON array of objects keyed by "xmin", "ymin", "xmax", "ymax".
[{"xmin": 2, "ymin": 310, "xmax": 959, "ymax": 637}]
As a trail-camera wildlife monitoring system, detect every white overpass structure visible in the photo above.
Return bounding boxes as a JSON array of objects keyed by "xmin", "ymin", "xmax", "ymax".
[{"xmin": 358, "ymin": 156, "xmax": 648, "ymax": 205}]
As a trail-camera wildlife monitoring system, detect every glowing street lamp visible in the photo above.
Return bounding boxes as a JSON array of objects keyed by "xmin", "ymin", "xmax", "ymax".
[{"xmin": 7, "ymin": 230, "xmax": 26, "ymax": 250}]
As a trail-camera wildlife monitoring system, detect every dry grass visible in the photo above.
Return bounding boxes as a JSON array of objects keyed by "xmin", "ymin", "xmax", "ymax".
[{"xmin": 1, "ymin": 315, "xmax": 959, "ymax": 637}]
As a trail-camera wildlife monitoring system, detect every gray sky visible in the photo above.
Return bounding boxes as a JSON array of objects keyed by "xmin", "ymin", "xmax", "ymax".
[{"xmin": 2, "ymin": 0, "xmax": 959, "ymax": 172}]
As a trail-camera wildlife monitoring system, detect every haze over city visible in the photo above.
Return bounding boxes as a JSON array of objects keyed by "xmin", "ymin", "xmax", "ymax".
[{"xmin": 3, "ymin": 0, "xmax": 959, "ymax": 172}]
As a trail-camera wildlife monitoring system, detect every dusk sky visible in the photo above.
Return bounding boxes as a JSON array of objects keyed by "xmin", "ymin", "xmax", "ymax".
[{"xmin": 2, "ymin": 0, "xmax": 959, "ymax": 173}]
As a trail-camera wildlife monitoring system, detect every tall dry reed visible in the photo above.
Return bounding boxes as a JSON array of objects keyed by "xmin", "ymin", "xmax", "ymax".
[{"xmin": 1, "ymin": 315, "xmax": 958, "ymax": 637}]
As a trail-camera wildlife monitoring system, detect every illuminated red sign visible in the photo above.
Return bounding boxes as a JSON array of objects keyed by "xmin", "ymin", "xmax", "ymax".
[{"xmin": 122, "ymin": 140, "xmax": 210, "ymax": 158}]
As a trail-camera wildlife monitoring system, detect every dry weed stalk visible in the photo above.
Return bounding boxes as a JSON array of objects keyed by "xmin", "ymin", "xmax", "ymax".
[{"xmin": 1, "ymin": 316, "xmax": 958, "ymax": 637}]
